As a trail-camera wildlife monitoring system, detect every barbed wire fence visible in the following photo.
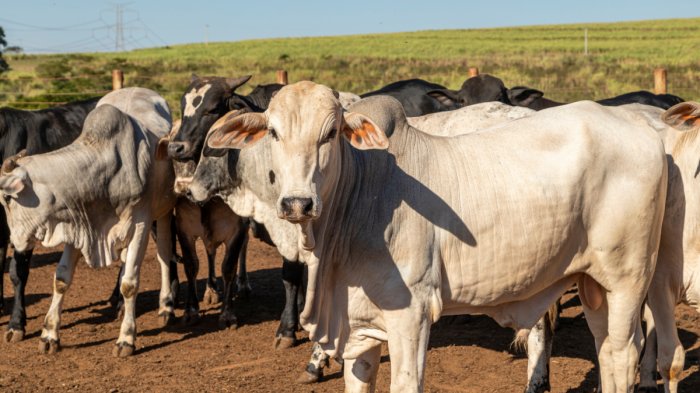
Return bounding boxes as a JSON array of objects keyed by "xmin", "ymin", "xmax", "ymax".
[{"xmin": 0, "ymin": 66, "xmax": 682, "ymax": 110}]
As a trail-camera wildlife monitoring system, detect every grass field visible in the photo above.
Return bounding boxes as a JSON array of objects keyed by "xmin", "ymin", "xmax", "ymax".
[{"xmin": 0, "ymin": 17, "xmax": 698, "ymax": 113}]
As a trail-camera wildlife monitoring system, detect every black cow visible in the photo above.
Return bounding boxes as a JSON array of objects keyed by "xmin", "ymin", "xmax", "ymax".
[
  {"xmin": 164, "ymin": 75, "xmax": 303, "ymax": 347},
  {"xmin": 0, "ymin": 96, "xmax": 100, "ymax": 342},
  {"xmin": 167, "ymin": 75, "xmax": 283, "ymax": 162},
  {"xmin": 427, "ymin": 74, "xmax": 510, "ymax": 107},
  {"xmin": 361, "ymin": 79, "xmax": 460, "ymax": 116},
  {"xmin": 430, "ymin": 73, "xmax": 685, "ymax": 111},
  {"xmin": 508, "ymin": 87, "xmax": 685, "ymax": 110}
]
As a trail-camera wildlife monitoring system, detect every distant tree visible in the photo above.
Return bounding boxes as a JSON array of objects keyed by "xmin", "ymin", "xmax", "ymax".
[{"xmin": 0, "ymin": 26, "xmax": 9, "ymax": 73}]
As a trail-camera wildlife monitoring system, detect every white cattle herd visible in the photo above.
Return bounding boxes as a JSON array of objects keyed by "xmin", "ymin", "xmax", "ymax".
[{"xmin": 1, "ymin": 78, "xmax": 700, "ymax": 393}]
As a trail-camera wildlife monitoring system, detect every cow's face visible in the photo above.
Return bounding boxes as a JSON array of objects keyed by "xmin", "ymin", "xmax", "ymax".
[
  {"xmin": 186, "ymin": 139, "xmax": 235, "ymax": 204},
  {"xmin": 0, "ymin": 165, "xmax": 60, "ymax": 251},
  {"xmin": 167, "ymin": 75, "xmax": 252, "ymax": 162},
  {"xmin": 206, "ymin": 81, "xmax": 388, "ymax": 224}
]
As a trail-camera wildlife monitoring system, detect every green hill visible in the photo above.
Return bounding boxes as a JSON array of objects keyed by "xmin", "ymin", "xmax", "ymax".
[{"xmin": 1, "ymin": 17, "xmax": 698, "ymax": 113}]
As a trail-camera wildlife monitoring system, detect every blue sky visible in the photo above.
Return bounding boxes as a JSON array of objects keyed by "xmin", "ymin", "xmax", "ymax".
[{"xmin": 1, "ymin": 0, "xmax": 697, "ymax": 53}]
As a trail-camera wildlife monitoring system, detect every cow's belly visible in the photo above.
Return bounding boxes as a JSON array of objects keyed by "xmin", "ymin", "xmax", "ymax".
[{"xmin": 434, "ymin": 191, "xmax": 585, "ymax": 307}]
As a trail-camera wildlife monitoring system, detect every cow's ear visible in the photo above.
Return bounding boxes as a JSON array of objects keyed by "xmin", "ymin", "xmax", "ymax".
[
  {"xmin": 191, "ymin": 73, "xmax": 199, "ymax": 83},
  {"xmin": 341, "ymin": 112, "xmax": 389, "ymax": 150},
  {"xmin": 508, "ymin": 87, "xmax": 543, "ymax": 107},
  {"xmin": 207, "ymin": 112, "xmax": 268, "ymax": 150},
  {"xmin": 225, "ymin": 75, "xmax": 253, "ymax": 91},
  {"xmin": 427, "ymin": 89, "xmax": 463, "ymax": 107},
  {"xmin": 155, "ymin": 137, "xmax": 170, "ymax": 161},
  {"xmin": 661, "ymin": 102, "xmax": 700, "ymax": 131},
  {"xmin": 0, "ymin": 174, "xmax": 25, "ymax": 197}
]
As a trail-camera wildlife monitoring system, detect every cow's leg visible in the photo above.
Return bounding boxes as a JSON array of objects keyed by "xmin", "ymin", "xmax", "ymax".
[
  {"xmin": 202, "ymin": 246, "xmax": 219, "ymax": 305},
  {"xmin": 219, "ymin": 228, "xmax": 248, "ymax": 329},
  {"xmin": 155, "ymin": 215, "xmax": 176, "ymax": 326},
  {"xmin": 344, "ymin": 338, "xmax": 382, "ymax": 393},
  {"xmin": 524, "ymin": 310, "xmax": 554, "ymax": 393},
  {"xmin": 113, "ymin": 220, "xmax": 150, "ymax": 357},
  {"xmin": 169, "ymin": 217, "xmax": 180, "ymax": 307},
  {"xmin": 38, "ymin": 245, "xmax": 80, "ymax": 354},
  {"xmin": 274, "ymin": 258, "xmax": 304, "ymax": 349},
  {"xmin": 178, "ymin": 230, "xmax": 200, "ymax": 326},
  {"xmin": 385, "ymin": 312, "xmax": 431, "ymax": 393},
  {"xmin": 584, "ymin": 287, "xmax": 645, "ymax": 393},
  {"xmin": 0, "ymin": 210, "xmax": 8, "ymax": 315},
  {"xmin": 235, "ymin": 233, "xmax": 251, "ymax": 299},
  {"xmin": 639, "ymin": 305, "xmax": 659, "ymax": 392},
  {"xmin": 297, "ymin": 342, "xmax": 330, "ymax": 384},
  {"xmin": 108, "ymin": 264, "xmax": 125, "ymax": 319},
  {"xmin": 647, "ymin": 285, "xmax": 684, "ymax": 393},
  {"xmin": 5, "ymin": 250, "xmax": 33, "ymax": 343}
]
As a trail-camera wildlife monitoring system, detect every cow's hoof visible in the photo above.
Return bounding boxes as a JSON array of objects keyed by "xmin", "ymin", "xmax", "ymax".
[
  {"xmin": 159, "ymin": 311, "xmax": 175, "ymax": 327},
  {"xmin": 273, "ymin": 335, "xmax": 296, "ymax": 350},
  {"xmin": 38, "ymin": 338, "xmax": 61, "ymax": 354},
  {"xmin": 112, "ymin": 342, "xmax": 135, "ymax": 358},
  {"xmin": 296, "ymin": 369, "xmax": 320, "ymax": 384},
  {"xmin": 4, "ymin": 328, "xmax": 25, "ymax": 343},
  {"xmin": 181, "ymin": 308, "xmax": 200, "ymax": 326},
  {"xmin": 218, "ymin": 311, "xmax": 238, "ymax": 330},
  {"xmin": 236, "ymin": 280, "xmax": 252, "ymax": 300},
  {"xmin": 203, "ymin": 286, "xmax": 220, "ymax": 305}
]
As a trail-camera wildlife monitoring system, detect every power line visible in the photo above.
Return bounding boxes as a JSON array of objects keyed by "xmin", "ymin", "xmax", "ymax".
[
  {"xmin": 1, "ymin": 4, "xmax": 167, "ymax": 53},
  {"xmin": 0, "ymin": 17, "xmax": 103, "ymax": 31}
]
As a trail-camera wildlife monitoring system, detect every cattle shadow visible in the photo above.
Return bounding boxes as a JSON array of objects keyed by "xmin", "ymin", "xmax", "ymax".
[
  {"xmin": 428, "ymin": 311, "xmax": 700, "ymax": 392},
  {"xmin": 29, "ymin": 251, "xmax": 63, "ymax": 268}
]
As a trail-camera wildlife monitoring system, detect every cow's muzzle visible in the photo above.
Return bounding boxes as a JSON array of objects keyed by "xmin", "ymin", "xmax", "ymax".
[
  {"xmin": 167, "ymin": 141, "xmax": 193, "ymax": 161},
  {"xmin": 279, "ymin": 197, "xmax": 316, "ymax": 222}
]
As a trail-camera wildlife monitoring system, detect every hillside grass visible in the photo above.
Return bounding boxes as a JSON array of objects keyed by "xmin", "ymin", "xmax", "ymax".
[{"xmin": 1, "ymin": 17, "xmax": 698, "ymax": 114}]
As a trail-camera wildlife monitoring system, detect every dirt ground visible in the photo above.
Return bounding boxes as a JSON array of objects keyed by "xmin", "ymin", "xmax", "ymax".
[{"xmin": 0, "ymin": 236, "xmax": 698, "ymax": 393}]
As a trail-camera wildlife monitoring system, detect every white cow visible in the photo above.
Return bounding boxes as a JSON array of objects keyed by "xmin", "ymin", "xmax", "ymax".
[
  {"xmin": 205, "ymin": 81, "xmax": 669, "ymax": 393},
  {"xmin": 631, "ymin": 101, "xmax": 700, "ymax": 393},
  {"xmin": 0, "ymin": 87, "xmax": 176, "ymax": 356}
]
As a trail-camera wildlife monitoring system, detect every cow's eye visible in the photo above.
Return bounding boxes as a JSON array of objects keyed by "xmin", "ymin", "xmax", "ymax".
[
  {"xmin": 322, "ymin": 128, "xmax": 337, "ymax": 144},
  {"xmin": 269, "ymin": 128, "xmax": 278, "ymax": 141}
]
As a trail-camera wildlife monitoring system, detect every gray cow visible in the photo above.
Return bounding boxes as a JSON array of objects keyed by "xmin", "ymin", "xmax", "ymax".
[{"xmin": 0, "ymin": 87, "xmax": 176, "ymax": 356}]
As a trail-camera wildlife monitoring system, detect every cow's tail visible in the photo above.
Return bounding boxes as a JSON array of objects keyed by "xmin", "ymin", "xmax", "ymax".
[{"xmin": 511, "ymin": 300, "xmax": 559, "ymax": 353}]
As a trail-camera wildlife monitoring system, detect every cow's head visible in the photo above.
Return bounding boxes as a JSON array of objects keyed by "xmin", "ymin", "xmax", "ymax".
[
  {"xmin": 185, "ymin": 110, "xmax": 249, "ymax": 204},
  {"xmin": 0, "ymin": 155, "xmax": 58, "ymax": 252},
  {"xmin": 167, "ymin": 74, "xmax": 253, "ymax": 162},
  {"xmin": 206, "ymin": 81, "xmax": 388, "ymax": 223},
  {"xmin": 427, "ymin": 74, "xmax": 509, "ymax": 108}
]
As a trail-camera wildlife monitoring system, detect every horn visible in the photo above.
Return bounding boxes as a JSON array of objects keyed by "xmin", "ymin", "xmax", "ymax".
[{"xmin": 1, "ymin": 149, "xmax": 27, "ymax": 174}]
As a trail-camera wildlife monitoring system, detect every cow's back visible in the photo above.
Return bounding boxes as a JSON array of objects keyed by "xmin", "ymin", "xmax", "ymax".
[
  {"xmin": 97, "ymin": 87, "xmax": 171, "ymax": 139},
  {"xmin": 407, "ymin": 102, "xmax": 535, "ymax": 135}
]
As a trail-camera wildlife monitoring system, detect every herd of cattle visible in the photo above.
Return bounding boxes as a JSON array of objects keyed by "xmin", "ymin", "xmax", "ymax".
[{"xmin": 0, "ymin": 72, "xmax": 696, "ymax": 392}]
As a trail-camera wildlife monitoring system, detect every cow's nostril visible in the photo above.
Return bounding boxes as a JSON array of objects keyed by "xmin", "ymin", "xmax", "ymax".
[
  {"xmin": 280, "ymin": 197, "xmax": 314, "ymax": 217},
  {"xmin": 301, "ymin": 198, "xmax": 313, "ymax": 215},
  {"xmin": 168, "ymin": 143, "xmax": 186, "ymax": 157}
]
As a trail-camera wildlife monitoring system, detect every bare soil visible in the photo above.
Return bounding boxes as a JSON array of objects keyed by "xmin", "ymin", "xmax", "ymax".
[{"xmin": 1, "ymin": 237, "xmax": 699, "ymax": 392}]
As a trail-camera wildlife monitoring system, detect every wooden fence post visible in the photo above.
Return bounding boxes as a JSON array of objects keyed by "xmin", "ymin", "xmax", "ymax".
[
  {"xmin": 468, "ymin": 67, "xmax": 479, "ymax": 78},
  {"xmin": 112, "ymin": 69, "xmax": 124, "ymax": 90},
  {"xmin": 276, "ymin": 70, "xmax": 288, "ymax": 85},
  {"xmin": 654, "ymin": 68, "xmax": 667, "ymax": 95}
]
